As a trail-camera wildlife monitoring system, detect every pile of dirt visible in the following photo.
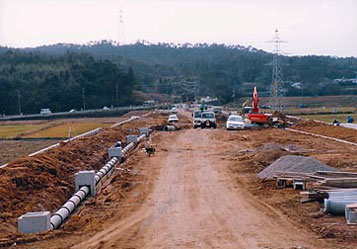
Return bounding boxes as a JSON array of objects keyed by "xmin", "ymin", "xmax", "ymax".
[
  {"xmin": 256, "ymin": 142, "xmax": 285, "ymax": 152},
  {"xmin": 0, "ymin": 128, "xmax": 129, "ymax": 239},
  {"xmin": 257, "ymin": 155, "xmax": 337, "ymax": 179}
]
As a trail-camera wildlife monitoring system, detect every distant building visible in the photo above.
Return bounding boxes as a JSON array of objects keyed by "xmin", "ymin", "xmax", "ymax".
[
  {"xmin": 291, "ymin": 82, "xmax": 303, "ymax": 89},
  {"xmin": 334, "ymin": 74, "xmax": 357, "ymax": 84}
]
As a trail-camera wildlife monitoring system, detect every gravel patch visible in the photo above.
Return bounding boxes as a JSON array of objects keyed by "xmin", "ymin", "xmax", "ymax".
[{"xmin": 258, "ymin": 155, "xmax": 337, "ymax": 179}]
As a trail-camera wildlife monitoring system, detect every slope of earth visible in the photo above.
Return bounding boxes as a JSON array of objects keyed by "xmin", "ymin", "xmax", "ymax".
[
  {"xmin": 0, "ymin": 112, "xmax": 167, "ymax": 246},
  {"xmin": 293, "ymin": 120, "xmax": 357, "ymax": 143}
]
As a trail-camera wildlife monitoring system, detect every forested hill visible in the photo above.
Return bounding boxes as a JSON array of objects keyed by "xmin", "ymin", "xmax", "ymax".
[
  {"xmin": 0, "ymin": 51, "xmax": 137, "ymax": 115},
  {"xmin": 0, "ymin": 41, "xmax": 356, "ymax": 115},
  {"xmin": 24, "ymin": 41, "xmax": 357, "ymax": 96}
]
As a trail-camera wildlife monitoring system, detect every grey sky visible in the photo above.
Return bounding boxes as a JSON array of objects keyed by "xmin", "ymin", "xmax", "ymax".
[{"xmin": 0, "ymin": 0, "xmax": 356, "ymax": 57}]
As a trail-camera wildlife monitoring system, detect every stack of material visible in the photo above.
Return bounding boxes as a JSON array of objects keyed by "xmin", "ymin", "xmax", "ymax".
[{"xmin": 258, "ymin": 155, "xmax": 336, "ymax": 180}]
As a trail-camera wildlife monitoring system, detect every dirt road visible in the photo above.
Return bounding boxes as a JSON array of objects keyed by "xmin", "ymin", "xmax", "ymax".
[{"xmin": 74, "ymin": 129, "xmax": 329, "ymax": 249}]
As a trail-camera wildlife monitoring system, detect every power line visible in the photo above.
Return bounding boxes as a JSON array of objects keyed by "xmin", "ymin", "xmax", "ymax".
[
  {"xmin": 17, "ymin": 89, "xmax": 21, "ymax": 114},
  {"xmin": 118, "ymin": 6, "xmax": 126, "ymax": 45}
]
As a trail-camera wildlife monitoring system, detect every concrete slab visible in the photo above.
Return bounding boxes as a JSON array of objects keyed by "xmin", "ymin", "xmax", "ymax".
[
  {"xmin": 108, "ymin": 147, "xmax": 122, "ymax": 158},
  {"xmin": 127, "ymin": 135, "xmax": 138, "ymax": 144},
  {"xmin": 75, "ymin": 170, "xmax": 96, "ymax": 197},
  {"xmin": 18, "ymin": 211, "xmax": 51, "ymax": 234}
]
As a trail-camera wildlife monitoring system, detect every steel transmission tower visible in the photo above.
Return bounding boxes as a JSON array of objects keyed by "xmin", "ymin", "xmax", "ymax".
[
  {"xmin": 118, "ymin": 7, "xmax": 126, "ymax": 45},
  {"xmin": 269, "ymin": 29, "xmax": 285, "ymax": 111}
]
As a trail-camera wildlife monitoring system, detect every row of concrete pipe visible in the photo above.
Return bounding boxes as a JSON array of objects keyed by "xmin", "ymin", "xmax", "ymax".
[{"xmin": 50, "ymin": 133, "xmax": 147, "ymax": 230}]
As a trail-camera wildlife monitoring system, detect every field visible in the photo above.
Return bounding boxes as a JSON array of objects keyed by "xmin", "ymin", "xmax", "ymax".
[
  {"xmin": 23, "ymin": 122, "xmax": 112, "ymax": 138},
  {"xmin": 258, "ymin": 95, "xmax": 357, "ymax": 108},
  {"xmin": 0, "ymin": 117, "xmax": 126, "ymax": 139},
  {"xmin": 0, "ymin": 123, "xmax": 49, "ymax": 139},
  {"xmin": 0, "ymin": 139, "xmax": 61, "ymax": 165}
]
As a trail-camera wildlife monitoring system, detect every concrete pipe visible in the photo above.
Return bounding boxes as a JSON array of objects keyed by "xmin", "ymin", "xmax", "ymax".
[
  {"xmin": 324, "ymin": 198, "xmax": 357, "ymax": 214},
  {"xmin": 68, "ymin": 196, "xmax": 81, "ymax": 206},
  {"xmin": 164, "ymin": 125, "xmax": 176, "ymax": 131},
  {"xmin": 94, "ymin": 175, "xmax": 100, "ymax": 183},
  {"xmin": 62, "ymin": 201, "xmax": 76, "ymax": 213},
  {"xmin": 50, "ymin": 186, "xmax": 90, "ymax": 229},
  {"xmin": 49, "ymin": 133, "xmax": 145, "ymax": 230}
]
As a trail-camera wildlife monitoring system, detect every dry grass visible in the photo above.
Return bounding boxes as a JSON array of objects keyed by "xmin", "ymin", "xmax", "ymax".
[
  {"xmin": 0, "ymin": 124, "xmax": 49, "ymax": 139},
  {"xmin": 23, "ymin": 122, "xmax": 112, "ymax": 138}
]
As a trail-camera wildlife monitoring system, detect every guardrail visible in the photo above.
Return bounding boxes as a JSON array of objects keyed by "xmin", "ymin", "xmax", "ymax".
[{"xmin": 0, "ymin": 105, "xmax": 158, "ymax": 121}]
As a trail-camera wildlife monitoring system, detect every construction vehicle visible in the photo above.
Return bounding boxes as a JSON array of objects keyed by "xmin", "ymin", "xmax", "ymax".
[
  {"xmin": 245, "ymin": 86, "xmax": 287, "ymax": 127},
  {"xmin": 246, "ymin": 87, "xmax": 268, "ymax": 124},
  {"xmin": 241, "ymin": 99, "xmax": 252, "ymax": 116}
]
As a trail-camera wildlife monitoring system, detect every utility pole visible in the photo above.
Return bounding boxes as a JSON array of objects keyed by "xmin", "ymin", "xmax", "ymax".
[
  {"xmin": 17, "ymin": 89, "xmax": 21, "ymax": 115},
  {"xmin": 118, "ymin": 6, "xmax": 126, "ymax": 45},
  {"xmin": 268, "ymin": 29, "xmax": 286, "ymax": 112},
  {"xmin": 115, "ymin": 84, "xmax": 119, "ymax": 107},
  {"xmin": 82, "ymin": 88, "xmax": 86, "ymax": 110}
]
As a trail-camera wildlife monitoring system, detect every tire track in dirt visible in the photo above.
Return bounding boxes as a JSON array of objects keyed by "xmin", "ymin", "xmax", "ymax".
[{"xmin": 74, "ymin": 129, "xmax": 332, "ymax": 249}]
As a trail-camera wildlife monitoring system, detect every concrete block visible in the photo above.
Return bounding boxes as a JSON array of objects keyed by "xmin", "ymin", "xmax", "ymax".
[
  {"xmin": 18, "ymin": 211, "xmax": 51, "ymax": 234},
  {"xmin": 75, "ymin": 170, "xmax": 96, "ymax": 197},
  {"xmin": 293, "ymin": 181, "xmax": 305, "ymax": 190},
  {"xmin": 276, "ymin": 179, "xmax": 286, "ymax": 188},
  {"xmin": 108, "ymin": 147, "xmax": 122, "ymax": 158},
  {"xmin": 127, "ymin": 135, "xmax": 138, "ymax": 144},
  {"xmin": 345, "ymin": 204, "xmax": 357, "ymax": 224},
  {"xmin": 138, "ymin": 128, "xmax": 150, "ymax": 136}
]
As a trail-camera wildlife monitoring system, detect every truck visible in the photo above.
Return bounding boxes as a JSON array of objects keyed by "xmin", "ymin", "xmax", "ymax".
[
  {"xmin": 192, "ymin": 110, "xmax": 202, "ymax": 128},
  {"xmin": 200, "ymin": 111, "xmax": 217, "ymax": 129}
]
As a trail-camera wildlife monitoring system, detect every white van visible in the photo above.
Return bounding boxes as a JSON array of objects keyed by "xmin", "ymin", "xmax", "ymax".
[
  {"xmin": 40, "ymin": 108, "xmax": 52, "ymax": 115},
  {"xmin": 192, "ymin": 110, "xmax": 202, "ymax": 128}
]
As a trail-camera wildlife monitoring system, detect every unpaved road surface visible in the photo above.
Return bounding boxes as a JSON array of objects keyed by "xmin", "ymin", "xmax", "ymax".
[{"xmin": 74, "ymin": 129, "xmax": 329, "ymax": 249}]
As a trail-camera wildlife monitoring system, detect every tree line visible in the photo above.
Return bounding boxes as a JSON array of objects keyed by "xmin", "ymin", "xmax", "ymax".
[
  {"xmin": 0, "ymin": 41, "xmax": 356, "ymax": 113},
  {"xmin": 0, "ymin": 50, "xmax": 137, "ymax": 115}
]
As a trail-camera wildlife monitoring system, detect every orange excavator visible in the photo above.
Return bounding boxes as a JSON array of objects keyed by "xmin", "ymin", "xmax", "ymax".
[{"xmin": 246, "ymin": 87, "xmax": 269, "ymax": 124}]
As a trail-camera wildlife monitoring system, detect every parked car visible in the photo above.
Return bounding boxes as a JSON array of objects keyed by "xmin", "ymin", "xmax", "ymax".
[
  {"xmin": 213, "ymin": 107, "xmax": 222, "ymax": 114},
  {"xmin": 170, "ymin": 107, "xmax": 178, "ymax": 113},
  {"xmin": 168, "ymin": 114, "xmax": 179, "ymax": 123},
  {"xmin": 226, "ymin": 115, "xmax": 244, "ymax": 130},
  {"xmin": 200, "ymin": 111, "xmax": 216, "ymax": 129},
  {"xmin": 103, "ymin": 106, "xmax": 110, "ymax": 110},
  {"xmin": 40, "ymin": 108, "xmax": 52, "ymax": 115},
  {"xmin": 192, "ymin": 110, "xmax": 202, "ymax": 128}
]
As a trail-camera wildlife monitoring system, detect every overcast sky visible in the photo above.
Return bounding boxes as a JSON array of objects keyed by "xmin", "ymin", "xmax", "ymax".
[{"xmin": 0, "ymin": 0, "xmax": 356, "ymax": 57}]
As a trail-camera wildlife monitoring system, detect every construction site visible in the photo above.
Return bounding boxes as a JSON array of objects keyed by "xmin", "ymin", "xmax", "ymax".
[
  {"xmin": 0, "ymin": 103, "xmax": 356, "ymax": 249},
  {"xmin": 0, "ymin": 1, "xmax": 356, "ymax": 248}
]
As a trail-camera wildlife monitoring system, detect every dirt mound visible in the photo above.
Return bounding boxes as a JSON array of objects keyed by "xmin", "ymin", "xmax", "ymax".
[
  {"xmin": 293, "ymin": 120, "xmax": 357, "ymax": 143},
  {"xmin": 0, "ymin": 128, "xmax": 128, "ymax": 239},
  {"xmin": 258, "ymin": 155, "xmax": 337, "ymax": 179},
  {"xmin": 256, "ymin": 142, "xmax": 285, "ymax": 152}
]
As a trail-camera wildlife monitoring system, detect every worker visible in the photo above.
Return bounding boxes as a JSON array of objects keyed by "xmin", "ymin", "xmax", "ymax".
[
  {"xmin": 347, "ymin": 116, "xmax": 354, "ymax": 123},
  {"xmin": 114, "ymin": 141, "xmax": 122, "ymax": 148},
  {"xmin": 332, "ymin": 118, "xmax": 340, "ymax": 126},
  {"xmin": 200, "ymin": 102, "xmax": 205, "ymax": 112}
]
